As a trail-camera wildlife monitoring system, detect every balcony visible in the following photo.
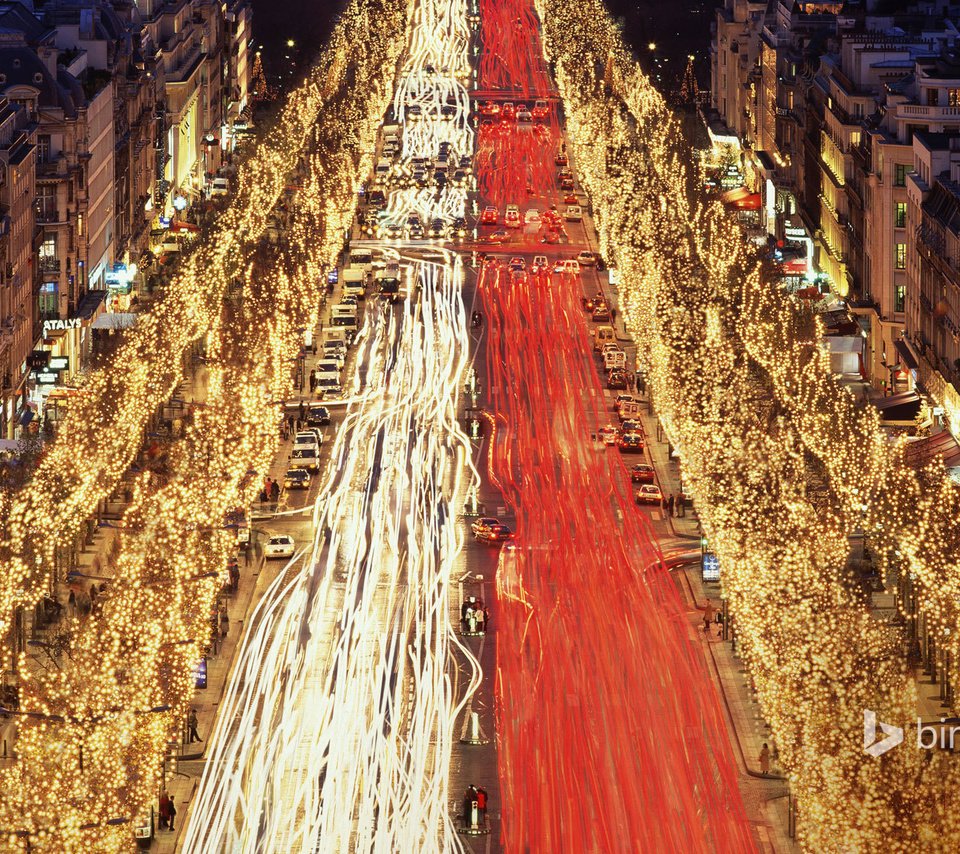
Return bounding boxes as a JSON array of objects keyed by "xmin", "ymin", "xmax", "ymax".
[
  {"xmin": 896, "ymin": 103, "xmax": 960, "ymax": 121},
  {"xmin": 35, "ymin": 210, "xmax": 61, "ymax": 224},
  {"xmin": 39, "ymin": 257, "xmax": 60, "ymax": 274}
]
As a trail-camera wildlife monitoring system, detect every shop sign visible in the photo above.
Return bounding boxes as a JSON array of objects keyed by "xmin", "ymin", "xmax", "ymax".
[
  {"xmin": 194, "ymin": 657, "xmax": 207, "ymax": 689},
  {"xmin": 49, "ymin": 356, "xmax": 69, "ymax": 371},
  {"xmin": 702, "ymin": 552, "xmax": 720, "ymax": 582},
  {"xmin": 33, "ymin": 371, "xmax": 57, "ymax": 384},
  {"xmin": 43, "ymin": 318, "xmax": 82, "ymax": 332},
  {"xmin": 26, "ymin": 351, "xmax": 50, "ymax": 369}
]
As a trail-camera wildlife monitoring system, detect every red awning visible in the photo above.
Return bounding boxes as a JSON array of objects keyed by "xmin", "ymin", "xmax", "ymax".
[{"xmin": 170, "ymin": 221, "xmax": 200, "ymax": 232}]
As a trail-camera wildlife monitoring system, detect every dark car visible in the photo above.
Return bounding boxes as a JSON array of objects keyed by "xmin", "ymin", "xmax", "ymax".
[
  {"xmin": 307, "ymin": 405, "xmax": 331, "ymax": 426},
  {"xmin": 607, "ymin": 370, "xmax": 628, "ymax": 390},
  {"xmin": 618, "ymin": 433, "xmax": 644, "ymax": 453},
  {"xmin": 452, "ymin": 216, "xmax": 468, "ymax": 238}
]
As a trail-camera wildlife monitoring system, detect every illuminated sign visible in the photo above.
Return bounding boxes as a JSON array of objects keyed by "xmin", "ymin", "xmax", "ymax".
[
  {"xmin": 702, "ymin": 552, "xmax": 720, "ymax": 582},
  {"xmin": 194, "ymin": 657, "xmax": 207, "ymax": 689},
  {"xmin": 43, "ymin": 318, "xmax": 82, "ymax": 332},
  {"xmin": 49, "ymin": 356, "xmax": 69, "ymax": 371}
]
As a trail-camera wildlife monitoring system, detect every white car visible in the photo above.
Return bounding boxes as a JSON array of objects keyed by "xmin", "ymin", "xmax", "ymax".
[
  {"xmin": 209, "ymin": 177, "xmax": 229, "ymax": 197},
  {"xmin": 565, "ymin": 205, "xmax": 583, "ymax": 222},
  {"xmin": 524, "ymin": 209, "xmax": 541, "ymax": 224},
  {"xmin": 597, "ymin": 424, "xmax": 618, "ymax": 445},
  {"xmin": 265, "ymin": 534, "xmax": 295, "ymax": 558},
  {"xmin": 505, "ymin": 205, "xmax": 521, "ymax": 229},
  {"xmin": 531, "ymin": 254, "xmax": 549, "ymax": 274}
]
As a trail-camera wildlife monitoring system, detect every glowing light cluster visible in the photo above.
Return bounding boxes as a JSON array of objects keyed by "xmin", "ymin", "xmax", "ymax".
[
  {"xmin": 533, "ymin": 0, "xmax": 960, "ymax": 848},
  {"xmin": 0, "ymin": 0, "xmax": 411, "ymax": 847}
]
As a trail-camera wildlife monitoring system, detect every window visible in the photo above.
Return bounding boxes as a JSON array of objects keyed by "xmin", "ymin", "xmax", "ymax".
[
  {"xmin": 950, "ymin": 89, "xmax": 960, "ymax": 107},
  {"xmin": 37, "ymin": 134, "xmax": 50, "ymax": 163},
  {"xmin": 928, "ymin": 88, "xmax": 940, "ymax": 106},
  {"xmin": 35, "ymin": 185, "xmax": 55, "ymax": 221},
  {"xmin": 38, "ymin": 281, "xmax": 57, "ymax": 318},
  {"xmin": 895, "ymin": 285, "xmax": 905, "ymax": 313},
  {"xmin": 894, "ymin": 164, "xmax": 908, "ymax": 187},
  {"xmin": 895, "ymin": 202, "xmax": 907, "ymax": 229},
  {"xmin": 39, "ymin": 233, "xmax": 57, "ymax": 271},
  {"xmin": 895, "ymin": 243, "xmax": 907, "ymax": 269}
]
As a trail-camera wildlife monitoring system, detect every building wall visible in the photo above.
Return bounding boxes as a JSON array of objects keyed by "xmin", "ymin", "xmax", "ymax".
[{"xmin": 85, "ymin": 82, "xmax": 114, "ymax": 288}]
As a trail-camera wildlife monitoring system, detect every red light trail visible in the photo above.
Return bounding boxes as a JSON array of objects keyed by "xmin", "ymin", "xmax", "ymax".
[{"xmin": 474, "ymin": 0, "xmax": 757, "ymax": 850}]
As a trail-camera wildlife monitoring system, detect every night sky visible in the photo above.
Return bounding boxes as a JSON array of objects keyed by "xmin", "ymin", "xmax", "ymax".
[{"xmin": 250, "ymin": 0, "xmax": 713, "ymax": 93}]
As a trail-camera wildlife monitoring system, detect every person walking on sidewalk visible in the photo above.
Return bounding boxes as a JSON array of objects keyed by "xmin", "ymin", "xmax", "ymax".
[
  {"xmin": 220, "ymin": 606, "xmax": 230, "ymax": 638},
  {"xmin": 188, "ymin": 708, "xmax": 202, "ymax": 743},
  {"xmin": 667, "ymin": 494, "xmax": 675, "ymax": 517},
  {"xmin": 309, "ymin": 370, "xmax": 317, "ymax": 394},
  {"xmin": 702, "ymin": 602, "xmax": 716, "ymax": 634},
  {"xmin": 759, "ymin": 743, "xmax": 771, "ymax": 775},
  {"xmin": 159, "ymin": 793, "xmax": 171, "ymax": 830},
  {"xmin": 676, "ymin": 493, "xmax": 685, "ymax": 518},
  {"xmin": 270, "ymin": 479, "xmax": 281, "ymax": 503},
  {"xmin": 298, "ymin": 401, "xmax": 306, "ymax": 424},
  {"xmin": 167, "ymin": 796, "xmax": 177, "ymax": 831},
  {"xmin": 477, "ymin": 786, "xmax": 488, "ymax": 822}
]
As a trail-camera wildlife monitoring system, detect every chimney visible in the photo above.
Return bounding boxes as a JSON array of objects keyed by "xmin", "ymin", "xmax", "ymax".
[{"xmin": 37, "ymin": 45, "xmax": 57, "ymax": 80}]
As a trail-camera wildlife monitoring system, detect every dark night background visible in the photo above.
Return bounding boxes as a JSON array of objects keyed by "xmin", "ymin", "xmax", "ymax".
[{"xmin": 251, "ymin": 0, "xmax": 713, "ymax": 95}]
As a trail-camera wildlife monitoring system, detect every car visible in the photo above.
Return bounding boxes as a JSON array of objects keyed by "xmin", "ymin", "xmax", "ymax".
[
  {"xmin": 618, "ymin": 433, "xmax": 644, "ymax": 453},
  {"xmin": 541, "ymin": 230, "xmax": 562, "ymax": 244},
  {"xmin": 440, "ymin": 104, "xmax": 457, "ymax": 120},
  {"xmin": 322, "ymin": 347, "xmax": 345, "ymax": 369},
  {"xmin": 592, "ymin": 304, "xmax": 610, "ymax": 322},
  {"xmin": 631, "ymin": 464, "xmax": 656, "ymax": 484},
  {"xmin": 265, "ymin": 533, "xmax": 296, "ymax": 558},
  {"xmin": 565, "ymin": 205, "xmax": 583, "ymax": 222},
  {"xmin": 517, "ymin": 108, "xmax": 533, "ymax": 122},
  {"xmin": 384, "ymin": 221, "xmax": 404, "ymax": 239},
  {"xmin": 428, "ymin": 218, "xmax": 447, "ymax": 239},
  {"xmin": 480, "ymin": 101, "xmax": 501, "ymax": 117},
  {"xmin": 408, "ymin": 220, "xmax": 425, "ymax": 239},
  {"xmin": 307, "ymin": 405, "xmax": 331, "ymax": 426},
  {"xmin": 555, "ymin": 151, "xmax": 568, "ymax": 165},
  {"xmin": 471, "ymin": 517, "xmax": 502, "ymax": 536},
  {"xmin": 582, "ymin": 292, "xmax": 604, "ymax": 311},
  {"xmin": 452, "ymin": 216, "xmax": 468, "ymax": 238},
  {"xmin": 475, "ymin": 523, "xmax": 514, "ymax": 543},
  {"xmin": 620, "ymin": 420, "xmax": 642, "ymax": 434},
  {"xmin": 505, "ymin": 205, "xmax": 521, "ymax": 228},
  {"xmin": 560, "ymin": 177, "xmax": 575, "ymax": 191},
  {"xmin": 406, "ymin": 104, "xmax": 422, "ymax": 120},
  {"xmin": 607, "ymin": 369, "xmax": 628, "ymax": 390},
  {"xmin": 531, "ymin": 254, "xmax": 548, "ymax": 274},
  {"xmin": 509, "ymin": 256, "xmax": 526, "ymax": 272},
  {"xmin": 317, "ymin": 377, "xmax": 343, "ymax": 397},
  {"xmin": 366, "ymin": 190, "xmax": 386, "ymax": 209},
  {"xmin": 614, "ymin": 394, "xmax": 635, "ymax": 412},
  {"xmin": 452, "ymin": 169, "xmax": 469, "ymax": 185},
  {"xmin": 533, "ymin": 99, "xmax": 549, "ymax": 119},
  {"xmin": 293, "ymin": 433, "xmax": 320, "ymax": 454},
  {"xmin": 502, "ymin": 102, "xmax": 516, "ymax": 120},
  {"xmin": 556, "ymin": 259, "xmax": 580, "ymax": 276},
  {"xmin": 481, "ymin": 229, "xmax": 509, "ymax": 244},
  {"xmin": 459, "ymin": 154, "xmax": 472, "ymax": 170},
  {"xmin": 296, "ymin": 428, "xmax": 323, "ymax": 445},
  {"xmin": 563, "ymin": 191, "xmax": 579, "ymax": 205},
  {"xmin": 283, "ymin": 468, "xmax": 312, "ymax": 490},
  {"xmin": 481, "ymin": 206, "xmax": 499, "ymax": 225},
  {"xmin": 210, "ymin": 177, "xmax": 229, "ymax": 197},
  {"xmin": 577, "ymin": 251, "xmax": 598, "ymax": 266},
  {"xmin": 636, "ymin": 484, "xmax": 663, "ymax": 505},
  {"xmin": 524, "ymin": 209, "xmax": 541, "ymax": 224},
  {"xmin": 597, "ymin": 425, "xmax": 618, "ymax": 445}
]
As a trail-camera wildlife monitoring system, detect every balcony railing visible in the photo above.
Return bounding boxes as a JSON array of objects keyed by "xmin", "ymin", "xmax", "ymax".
[
  {"xmin": 39, "ymin": 257, "xmax": 61, "ymax": 274},
  {"xmin": 35, "ymin": 210, "xmax": 60, "ymax": 224}
]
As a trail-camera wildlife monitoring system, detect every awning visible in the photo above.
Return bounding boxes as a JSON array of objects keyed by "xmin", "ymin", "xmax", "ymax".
[
  {"xmin": 873, "ymin": 390, "xmax": 921, "ymax": 421},
  {"xmin": 170, "ymin": 220, "xmax": 200, "ymax": 232},
  {"xmin": 905, "ymin": 430, "xmax": 960, "ymax": 468},
  {"xmin": 720, "ymin": 187, "xmax": 762, "ymax": 210},
  {"xmin": 824, "ymin": 335, "xmax": 863, "ymax": 353},
  {"xmin": 76, "ymin": 289, "xmax": 107, "ymax": 321},
  {"xmin": 894, "ymin": 339, "xmax": 919, "ymax": 372},
  {"xmin": 92, "ymin": 313, "xmax": 137, "ymax": 330}
]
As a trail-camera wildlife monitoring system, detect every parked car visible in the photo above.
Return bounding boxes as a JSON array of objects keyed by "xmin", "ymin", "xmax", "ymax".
[
  {"xmin": 265, "ymin": 533, "xmax": 296, "ymax": 558},
  {"xmin": 607, "ymin": 369, "xmax": 628, "ymax": 390},
  {"xmin": 307, "ymin": 405, "xmax": 331, "ymax": 426}
]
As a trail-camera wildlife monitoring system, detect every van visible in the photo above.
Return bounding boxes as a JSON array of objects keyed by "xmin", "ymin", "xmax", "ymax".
[
  {"xmin": 330, "ymin": 311, "xmax": 357, "ymax": 336},
  {"xmin": 565, "ymin": 205, "xmax": 583, "ymax": 222},
  {"xmin": 618, "ymin": 401, "xmax": 641, "ymax": 421},
  {"xmin": 593, "ymin": 325, "xmax": 615, "ymax": 351},
  {"xmin": 342, "ymin": 267, "xmax": 366, "ymax": 298},
  {"xmin": 290, "ymin": 445, "xmax": 320, "ymax": 472},
  {"xmin": 604, "ymin": 349, "xmax": 626, "ymax": 372},
  {"xmin": 348, "ymin": 249, "xmax": 374, "ymax": 272},
  {"xmin": 324, "ymin": 327, "xmax": 348, "ymax": 348},
  {"xmin": 315, "ymin": 360, "xmax": 340, "ymax": 381}
]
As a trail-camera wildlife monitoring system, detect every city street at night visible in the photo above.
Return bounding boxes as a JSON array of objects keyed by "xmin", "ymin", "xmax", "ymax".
[{"xmin": 2, "ymin": 0, "xmax": 960, "ymax": 852}]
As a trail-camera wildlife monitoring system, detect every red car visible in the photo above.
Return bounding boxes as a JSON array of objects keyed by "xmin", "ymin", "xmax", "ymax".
[
  {"xmin": 563, "ymin": 192, "xmax": 579, "ymax": 204},
  {"xmin": 476, "ymin": 523, "xmax": 514, "ymax": 544},
  {"xmin": 631, "ymin": 464, "xmax": 655, "ymax": 484},
  {"xmin": 479, "ymin": 101, "xmax": 501, "ymax": 117},
  {"xmin": 481, "ymin": 206, "xmax": 498, "ymax": 225}
]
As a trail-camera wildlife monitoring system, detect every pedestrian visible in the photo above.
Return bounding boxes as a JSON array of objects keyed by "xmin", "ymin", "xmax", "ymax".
[
  {"xmin": 188, "ymin": 708, "xmax": 201, "ymax": 743},
  {"xmin": 229, "ymin": 563, "xmax": 240, "ymax": 592},
  {"xmin": 159, "ymin": 792, "xmax": 171, "ymax": 830},
  {"xmin": 309, "ymin": 370, "xmax": 317, "ymax": 394},
  {"xmin": 610, "ymin": 307, "xmax": 617, "ymax": 324},
  {"xmin": 676, "ymin": 493, "xmax": 685, "ymax": 517},
  {"xmin": 477, "ymin": 787, "xmax": 488, "ymax": 822},
  {"xmin": 703, "ymin": 602, "xmax": 715, "ymax": 634},
  {"xmin": 759, "ymin": 743, "xmax": 771, "ymax": 775},
  {"xmin": 68, "ymin": 588, "xmax": 76, "ymax": 616},
  {"xmin": 667, "ymin": 494, "xmax": 675, "ymax": 517},
  {"xmin": 298, "ymin": 401, "xmax": 306, "ymax": 423},
  {"xmin": 270, "ymin": 479, "xmax": 281, "ymax": 502},
  {"xmin": 287, "ymin": 412, "xmax": 296, "ymax": 434},
  {"xmin": 167, "ymin": 796, "xmax": 177, "ymax": 831},
  {"xmin": 660, "ymin": 494, "xmax": 668, "ymax": 515},
  {"xmin": 220, "ymin": 607, "xmax": 229, "ymax": 638}
]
